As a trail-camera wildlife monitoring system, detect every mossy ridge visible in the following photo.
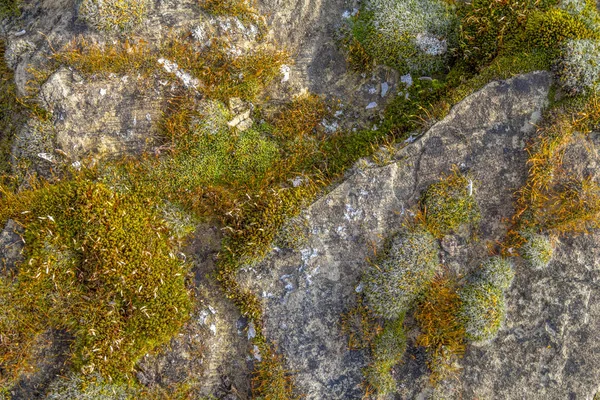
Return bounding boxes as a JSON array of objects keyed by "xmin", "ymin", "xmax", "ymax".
[{"xmin": 0, "ymin": 175, "xmax": 192, "ymax": 383}]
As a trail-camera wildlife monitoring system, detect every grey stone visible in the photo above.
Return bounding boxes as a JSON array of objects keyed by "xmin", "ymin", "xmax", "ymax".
[
  {"xmin": 0, "ymin": 219, "xmax": 24, "ymax": 274},
  {"xmin": 240, "ymin": 72, "xmax": 566, "ymax": 399}
]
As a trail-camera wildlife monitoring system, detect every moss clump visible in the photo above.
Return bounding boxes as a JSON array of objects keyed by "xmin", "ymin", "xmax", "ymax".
[
  {"xmin": 0, "ymin": 177, "xmax": 192, "ymax": 382},
  {"xmin": 340, "ymin": 298, "xmax": 382, "ymax": 350},
  {"xmin": 458, "ymin": 282, "xmax": 505, "ymax": 342},
  {"xmin": 555, "ymin": 39, "xmax": 600, "ymax": 95},
  {"xmin": 421, "ymin": 167, "xmax": 480, "ymax": 238},
  {"xmin": 0, "ymin": 0, "xmax": 19, "ymax": 17},
  {"xmin": 79, "ymin": 0, "xmax": 148, "ymax": 33},
  {"xmin": 520, "ymin": 232, "xmax": 555, "ymax": 269},
  {"xmin": 251, "ymin": 344, "xmax": 297, "ymax": 400},
  {"xmin": 525, "ymin": 9, "xmax": 597, "ymax": 50},
  {"xmin": 364, "ymin": 317, "xmax": 406, "ymax": 397},
  {"xmin": 274, "ymin": 215, "xmax": 310, "ymax": 250},
  {"xmin": 362, "ymin": 227, "xmax": 439, "ymax": 320},
  {"xmin": 415, "ymin": 274, "xmax": 465, "ymax": 384},
  {"xmin": 472, "ymin": 257, "xmax": 515, "ymax": 291},
  {"xmin": 349, "ymin": 0, "xmax": 457, "ymax": 74}
]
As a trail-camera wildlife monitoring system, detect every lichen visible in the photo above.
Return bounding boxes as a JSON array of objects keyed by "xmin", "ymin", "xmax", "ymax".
[{"xmin": 555, "ymin": 39, "xmax": 600, "ymax": 95}]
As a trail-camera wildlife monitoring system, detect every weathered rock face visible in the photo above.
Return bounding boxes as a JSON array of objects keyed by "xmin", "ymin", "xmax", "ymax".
[
  {"xmin": 0, "ymin": 220, "xmax": 24, "ymax": 274},
  {"xmin": 235, "ymin": 72, "xmax": 596, "ymax": 399}
]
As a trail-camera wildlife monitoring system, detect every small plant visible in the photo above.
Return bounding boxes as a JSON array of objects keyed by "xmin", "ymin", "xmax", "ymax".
[
  {"xmin": 420, "ymin": 166, "xmax": 480, "ymax": 238},
  {"xmin": 458, "ymin": 282, "xmax": 505, "ymax": 342},
  {"xmin": 348, "ymin": 0, "xmax": 457, "ymax": 74},
  {"xmin": 555, "ymin": 39, "xmax": 600, "ymax": 95},
  {"xmin": 79, "ymin": 0, "xmax": 148, "ymax": 33},
  {"xmin": 520, "ymin": 232, "xmax": 555, "ymax": 269},
  {"xmin": 364, "ymin": 317, "xmax": 406, "ymax": 397},
  {"xmin": 472, "ymin": 256, "xmax": 515, "ymax": 291},
  {"xmin": 362, "ymin": 227, "xmax": 439, "ymax": 320}
]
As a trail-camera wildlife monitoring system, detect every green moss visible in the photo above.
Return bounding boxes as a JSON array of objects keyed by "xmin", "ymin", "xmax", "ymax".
[
  {"xmin": 458, "ymin": 282, "xmax": 505, "ymax": 342},
  {"xmin": 0, "ymin": 176, "xmax": 192, "ymax": 382},
  {"xmin": 525, "ymin": 9, "xmax": 597, "ymax": 50},
  {"xmin": 79, "ymin": 0, "xmax": 148, "ymax": 33},
  {"xmin": 274, "ymin": 215, "xmax": 310, "ymax": 250},
  {"xmin": 363, "ymin": 317, "xmax": 406, "ymax": 396},
  {"xmin": 349, "ymin": 0, "xmax": 457, "ymax": 74},
  {"xmin": 362, "ymin": 227, "xmax": 439, "ymax": 320},
  {"xmin": 0, "ymin": 0, "xmax": 19, "ymax": 17},
  {"xmin": 472, "ymin": 257, "xmax": 515, "ymax": 291},
  {"xmin": 555, "ymin": 39, "xmax": 600, "ymax": 95},
  {"xmin": 421, "ymin": 167, "xmax": 480, "ymax": 238},
  {"xmin": 520, "ymin": 232, "xmax": 555, "ymax": 269}
]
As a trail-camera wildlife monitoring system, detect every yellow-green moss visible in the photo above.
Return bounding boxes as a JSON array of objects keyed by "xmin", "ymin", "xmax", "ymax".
[
  {"xmin": 458, "ymin": 282, "xmax": 505, "ymax": 342},
  {"xmin": 421, "ymin": 167, "xmax": 480, "ymax": 238},
  {"xmin": 0, "ymin": 0, "xmax": 19, "ymax": 17},
  {"xmin": 79, "ymin": 0, "xmax": 148, "ymax": 33},
  {"xmin": 525, "ymin": 8, "xmax": 598, "ymax": 50},
  {"xmin": 0, "ymin": 176, "xmax": 192, "ymax": 382}
]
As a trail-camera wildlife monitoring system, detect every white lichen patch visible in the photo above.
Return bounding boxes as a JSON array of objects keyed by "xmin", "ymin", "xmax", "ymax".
[
  {"xmin": 157, "ymin": 58, "xmax": 200, "ymax": 89},
  {"xmin": 415, "ymin": 33, "xmax": 447, "ymax": 56}
]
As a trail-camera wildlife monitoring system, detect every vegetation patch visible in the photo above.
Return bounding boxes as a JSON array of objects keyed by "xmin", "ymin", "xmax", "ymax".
[
  {"xmin": 0, "ymin": 176, "xmax": 192, "ymax": 383},
  {"xmin": 420, "ymin": 166, "xmax": 480, "ymax": 238},
  {"xmin": 415, "ymin": 273, "xmax": 465, "ymax": 384},
  {"xmin": 345, "ymin": 0, "xmax": 457, "ymax": 74},
  {"xmin": 520, "ymin": 232, "xmax": 555, "ymax": 269},
  {"xmin": 79, "ymin": 0, "xmax": 148, "ymax": 33},
  {"xmin": 362, "ymin": 227, "xmax": 439, "ymax": 320},
  {"xmin": 363, "ymin": 317, "xmax": 406, "ymax": 397}
]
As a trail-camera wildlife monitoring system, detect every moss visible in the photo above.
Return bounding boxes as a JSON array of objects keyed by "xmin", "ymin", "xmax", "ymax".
[
  {"xmin": 0, "ymin": 0, "xmax": 19, "ymax": 17},
  {"xmin": 362, "ymin": 227, "xmax": 440, "ymax": 320},
  {"xmin": 415, "ymin": 274, "xmax": 465, "ymax": 384},
  {"xmin": 349, "ymin": 0, "xmax": 457, "ymax": 74},
  {"xmin": 420, "ymin": 166, "xmax": 480, "ymax": 238},
  {"xmin": 45, "ymin": 373, "xmax": 138, "ymax": 400},
  {"xmin": 555, "ymin": 39, "xmax": 600, "ymax": 95},
  {"xmin": 79, "ymin": 0, "xmax": 148, "ymax": 33},
  {"xmin": 274, "ymin": 215, "xmax": 310, "ymax": 250},
  {"xmin": 340, "ymin": 298, "xmax": 382, "ymax": 350},
  {"xmin": 364, "ymin": 317, "xmax": 406, "ymax": 397},
  {"xmin": 458, "ymin": 282, "xmax": 505, "ymax": 342},
  {"xmin": 520, "ymin": 232, "xmax": 555, "ymax": 269},
  {"xmin": 251, "ymin": 344, "xmax": 297, "ymax": 400},
  {"xmin": 472, "ymin": 257, "xmax": 515, "ymax": 291},
  {"xmin": 525, "ymin": 9, "xmax": 597, "ymax": 50},
  {"xmin": 0, "ymin": 176, "xmax": 192, "ymax": 382}
]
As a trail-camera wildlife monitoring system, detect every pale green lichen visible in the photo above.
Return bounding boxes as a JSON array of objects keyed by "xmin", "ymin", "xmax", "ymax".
[{"xmin": 555, "ymin": 39, "xmax": 600, "ymax": 95}]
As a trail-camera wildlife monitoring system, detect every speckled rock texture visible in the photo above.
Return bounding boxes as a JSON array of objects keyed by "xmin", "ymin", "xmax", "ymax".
[{"xmin": 238, "ymin": 71, "xmax": 599, "ymax": 400}]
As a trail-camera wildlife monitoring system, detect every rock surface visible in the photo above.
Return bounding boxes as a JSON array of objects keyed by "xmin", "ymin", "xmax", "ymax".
[{"xmin": 237, "ymin": 71, "xmax": 598, "ymax": 400}]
